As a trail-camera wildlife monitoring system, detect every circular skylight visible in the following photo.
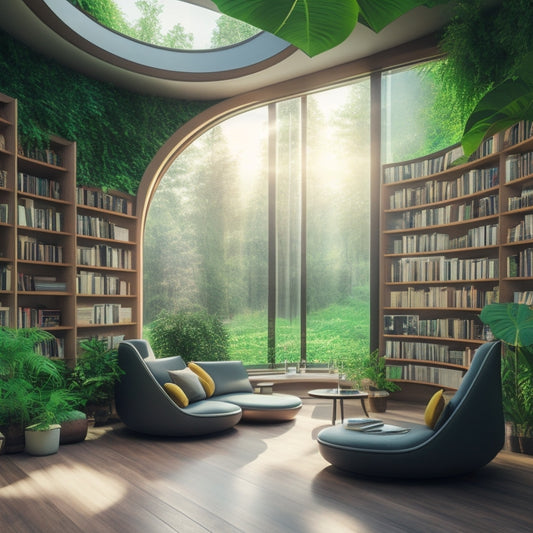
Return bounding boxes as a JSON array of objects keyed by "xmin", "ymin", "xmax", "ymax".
[{"xmin": 30, "ymin": 0, "xmax": 293, "ymax": 81}]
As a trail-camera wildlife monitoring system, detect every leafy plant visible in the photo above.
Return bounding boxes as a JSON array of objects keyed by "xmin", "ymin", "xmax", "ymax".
[
  {"xmin": 480, "ymin": 303, "xmax": 533, "ymax": 437},
  {"xmin": 150, "ymin": 310, "xmax": 229, "ymax": 363},
  {"xmin": 362, "ymin": 349, "xmax": 401, "ymax": 392},
  {"xmin": 70, "ymin": 339, "xmax": 124, "ymax": 416},
  {"xmin": 0, "ymin": 327, "xmax": 79, "ymax": 432},
  {"xmin": 212, "ymin": 0, "xmax": 449, "ymax": 57}
]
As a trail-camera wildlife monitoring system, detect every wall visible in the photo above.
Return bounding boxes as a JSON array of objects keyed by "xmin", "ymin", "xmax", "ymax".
[{"xmin": 0, "ymin": 30, "xmax": 212, "ymax": 194}]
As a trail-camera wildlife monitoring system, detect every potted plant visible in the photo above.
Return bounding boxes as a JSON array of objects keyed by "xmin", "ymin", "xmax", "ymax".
[
  {"xmin": 362, "ymin": 349, "xmax": 401, "ymax": 413},
  {"xmin": 70, "ymin": 338, "xmax": 124, "ymax": 426},
  {"xmin": 480, "ymin": 302, "xmax": 533, "ymax": 454},
  {"xmin": 0, "ymin": 327, "xmax": 79, "ymax": 454}
]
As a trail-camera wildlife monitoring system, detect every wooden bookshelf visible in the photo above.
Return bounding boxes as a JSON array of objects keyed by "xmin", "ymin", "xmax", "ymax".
[
  {"xmin": 381, "ymin": 125, "xmax": 533, "ymax": 390},
  {"xmin": 0, "ymin": 91, "xmax": 139, "ymax": 363}
]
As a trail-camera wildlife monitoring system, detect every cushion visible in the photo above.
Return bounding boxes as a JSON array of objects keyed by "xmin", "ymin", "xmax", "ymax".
[
  {"xmin": 188, "ymin": 362, "xmax": 216, "ymax": 397},
  {"xmin": 164, "ymin": 382, "xmax": 189, "ymax": 408},
  {"xmin": 168, "ymin": 368, "xmax": 207, "ymax": 403},
  {"xmin": 424, "ymin": 389, "xmax": 445, "ymax": 429}
]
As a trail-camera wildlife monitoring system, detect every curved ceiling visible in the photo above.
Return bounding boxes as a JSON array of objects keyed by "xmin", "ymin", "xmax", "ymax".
[{"xmin": 0, "ymin": 0, "xmax": 458, "ymax": 100}]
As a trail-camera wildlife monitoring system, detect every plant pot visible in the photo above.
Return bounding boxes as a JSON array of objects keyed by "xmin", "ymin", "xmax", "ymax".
[
  {"xmin": 0, "ymin": 424, "xmax": 25, "ymax": 454},
  {"xmin": 505, "ymin": 422, "xmax": 533, "ymax": 455},
  {"xmin": 366, "ymin": 391, "xmax": 390, "ymax": 413},
  {"xmin": 60, "ymin": 416, "xmax": 88, "ymax": 445},
  {"xmin": 25, "ymin": 424, "xmax": 61, "ymax": 456}
]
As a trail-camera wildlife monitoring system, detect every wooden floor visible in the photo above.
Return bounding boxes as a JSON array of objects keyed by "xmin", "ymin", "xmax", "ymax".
[{"xmin": 1, "ymin": 399, "xmax": 532, "ymax": 533}]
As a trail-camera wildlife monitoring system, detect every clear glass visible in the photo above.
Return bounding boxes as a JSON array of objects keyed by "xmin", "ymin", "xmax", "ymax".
[
  {"xmin": 306, "ymin": 81, "xmax": 371, "ymax": 367},
  {"xmin": 143, "ymin": 109, "xmax": 269, "ymax": 363},
  {"xmin": 275, "ymin": 98, "xmax": 302, "ymax": 364}
]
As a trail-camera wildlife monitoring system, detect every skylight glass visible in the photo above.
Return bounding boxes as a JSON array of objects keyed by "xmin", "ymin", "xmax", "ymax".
[{"xmin": 97, "ymin": 0, "xmax": 260, "ymax": 50}]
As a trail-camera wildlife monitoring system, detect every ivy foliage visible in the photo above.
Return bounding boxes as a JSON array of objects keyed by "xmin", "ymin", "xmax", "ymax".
[{"xmin": 0, "ymin": 31, "xmax": 211, "ymax": 193}]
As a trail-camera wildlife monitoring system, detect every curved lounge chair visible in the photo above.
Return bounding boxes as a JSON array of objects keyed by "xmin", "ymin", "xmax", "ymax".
[
  {"xmin": 115, "ymin": 340, "xmax": 242, "ymax": 437},
  {"xmin": 317, "ymin": 341, "xmax": 504, "ymax": 478}
]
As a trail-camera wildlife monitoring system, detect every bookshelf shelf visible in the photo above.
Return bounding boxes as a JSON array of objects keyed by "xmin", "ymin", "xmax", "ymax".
[
  {"xmin": 380, "ymin": 127, "xmax": 533, "ymax": 391},
  {"xmin": 0, "ymin": 91, "xmax": 139, "ymax": 363}
]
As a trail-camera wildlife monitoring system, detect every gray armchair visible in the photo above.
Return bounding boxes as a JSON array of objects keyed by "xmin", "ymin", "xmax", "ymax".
[
  {"xmin": 115, "ymin": 340, "xmax": 242, "ymax": 437},
  {"xmin": 317, "ymin": 341, "xmax": 505, "ymax": 478}
]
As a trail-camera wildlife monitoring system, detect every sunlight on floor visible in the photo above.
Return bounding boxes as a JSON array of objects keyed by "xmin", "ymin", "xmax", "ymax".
[{"xmin": 0, "ymin": 463, "xmax": 127, "ymax": 514}]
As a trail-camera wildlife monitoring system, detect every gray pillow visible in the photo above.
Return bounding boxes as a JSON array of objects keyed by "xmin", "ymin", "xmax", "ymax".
[{"xmin": 168, "ymin": 368, "xmax": 207, "ymax": 403}]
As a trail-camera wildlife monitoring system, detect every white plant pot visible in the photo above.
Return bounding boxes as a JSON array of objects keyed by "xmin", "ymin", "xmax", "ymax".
[{"xmin": 25, "ymin": 424, "xmax": 61, "ymax": 456}]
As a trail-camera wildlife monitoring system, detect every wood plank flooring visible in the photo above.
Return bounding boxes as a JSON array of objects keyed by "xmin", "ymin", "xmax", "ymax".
[{"xmin": 1, "ymin": 399, "xmax": 532, "ymax": 533}]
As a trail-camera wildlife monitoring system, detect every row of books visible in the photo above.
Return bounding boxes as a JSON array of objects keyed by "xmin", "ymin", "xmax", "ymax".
[
  {"xmin": 505, "ymin": 152, "xmax": 533, "ymax": 182},
  {"xmin": 389, "ymin": 194, "xmax": 499, "ymax": 230},
  {"xmin": 77, "ymin": 214, "xmax": 129, "ymax": 241},
  {"xmin": 77, "ymin": 244, "xmax": 132, "ymax": 269},
  {"xmin": 391, "ymin": 364, "xmax": 464, "ymax": 389},
  {"xmin": 470, "ymin": 134, "xmax": 501, "ymax": 160},
  {"xmin": 382, "ymin": 145, "xmax": 464, "ymax": 184},
  {"xmin": 508, "ymin": 187, "xmax": 533, "ymax": 210},
  {"xmin": 388, "ymin": 285, "xmax": 499, "ymax": 309},
  {"xmin": 507, "ymin": 214, "xmax": 533, "ymax": 243},
  {"xmin": 0, "ymin": 305, "xmax": 8, "ymax": 326},
  {"xmin": 35, "ymin": 337, "xmax": 64, "ymax": 359},
  {"xmin": 18, "ymin": 172, "xmax": 61, "ymax": 199},
  {"xmin": 0, "ymin": 203, "xmax": 7, "ymax": 223},
  {"xmin": 18, "ymin": 307, "xmax": 61, "ymax": 328},
  {"xmin": 0, "ymin": 263, "xmax": 12, "ymax": 290},
  {"xmin": 514, "ymin": 291, "xmax": 533, "ymax": 305},
  {"xmin": 388, "ymin": 167, "xmax": 498, "ymax": 209},
  {"xmin": 77, "ymin": 270, "xmax": 131, "ymax": 295},
  {"xmin": 77, "ymin": 187, "xmax": 132, "ymax": 215},
  {"xmin": 503, "ymin": 120, "xmax": 533, "ymax": 147},
  {"xmin": 21, "ymin": 146, "xmax": 62, "ymax": 167},
  {"xmin": 18, "ymin": 199, "xmax": 64, "ymax": 231},
  {"xmin": 0, "ymin": 169, "xmax": 7, "ymax": 187},
  {"xmin": 384, "ymin": 314, "xmax": 490, "ymax": 341},
  {"xmin": 507, "ymin": 248, "xmax": 533, "ymax": 277},
  {"xmin": 18, "ymin": 273, "xmax": 67, "ymax": 292},
  {"xmin": 390, "ymin": 255, "xmax": 498, "ymax": 282},
  {"xmin": 77, "ymin": 303, "xmax": 132, "ymax": 325},
  {"xmin": 506, "ymin": 151, "xmax": 533, "ymax": 182},
  {"xmin": 18, "ymin": 236, "xmax": 63, "ymax": 263},
  {"xmin": 390, "ymin": 224, "xmax": 498, "ymax": 254},
  {"xmin": 385, "ymin": 340, "xmax": 472, "ymax": 366}
]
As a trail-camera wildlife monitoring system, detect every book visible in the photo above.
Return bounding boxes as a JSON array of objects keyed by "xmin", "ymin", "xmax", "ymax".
[
  {"xmin": 362, "ymin": 424, "xmax": 411, "ymax": 434},
  {"xmin": 344, "ymin": 418, "xmax": 384, "ymax": 431}
]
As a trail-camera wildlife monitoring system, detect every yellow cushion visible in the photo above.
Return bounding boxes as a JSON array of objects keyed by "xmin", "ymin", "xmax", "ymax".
[
  {"xmin": 424, "ymin": 389, "xmax": 445, "ymax": 429},
  {"xmin": 164, "ymin": 382, "xmax": 189, "ymax": 408},
  {"xmin": 188, "ymin": 362, "xmax": 216, "ymax": 398}
]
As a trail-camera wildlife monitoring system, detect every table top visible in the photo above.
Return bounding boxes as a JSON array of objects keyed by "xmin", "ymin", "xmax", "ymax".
[{"xmin": 308, "ymin": 388, "xmax": 368, "ymax": 399}]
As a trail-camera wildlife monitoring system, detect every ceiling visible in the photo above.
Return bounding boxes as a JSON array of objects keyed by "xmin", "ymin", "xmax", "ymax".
[{"xmin": 0, "ymin": 0, "xmax": 458, "ymax": 100}]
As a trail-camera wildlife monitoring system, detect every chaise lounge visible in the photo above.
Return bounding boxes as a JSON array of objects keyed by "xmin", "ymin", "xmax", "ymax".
[
  {"xmin": 115, "ymin": 339, "xmax": 302, "ymax": 437},
  {"xmin": 317, "ymin": 341, "xmax": 505, "ymax": 478}
]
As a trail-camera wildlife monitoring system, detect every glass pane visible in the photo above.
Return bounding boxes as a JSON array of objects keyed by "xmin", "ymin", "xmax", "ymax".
[
  {"xmin": 143, "ymin": 109, "xmax": 268, "ymax": 362},
  {"xmin": 381, "ymin": 60, "xmax": 463, "ymax": 163},
  {"xmin": 275, "ymin": 98, "xmax": 302, "ymax": 365},
  {"xmin": 307, "ymin": 81, "xmax": 371, "ymax": 370}
]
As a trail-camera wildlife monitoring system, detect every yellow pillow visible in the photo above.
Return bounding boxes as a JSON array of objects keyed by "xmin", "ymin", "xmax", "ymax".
[
  {"xmin": 424, "ymin": 389, "xmax": 445, "ymax": 429},
  {"xmin": 164, "ymin": 382, "xmax": 189, "ymax": 408},
  {"xmin": 188, "ymin": 362, "xmax": 216, "ymax": 398}
]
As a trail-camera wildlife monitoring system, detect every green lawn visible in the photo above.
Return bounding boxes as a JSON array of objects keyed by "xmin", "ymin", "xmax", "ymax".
[{"xmin": 226, "ymin": 298, "xmax": 370, "ymax": 367}]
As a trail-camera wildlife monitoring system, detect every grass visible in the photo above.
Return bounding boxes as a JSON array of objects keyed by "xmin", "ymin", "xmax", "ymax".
[
  {"xmin": 144, "ymin": 293, "xmax": 371, "ymax": 370},
  {"xmin": 226, "ymin": 297, "xmax": 370, "ymax": 367}
]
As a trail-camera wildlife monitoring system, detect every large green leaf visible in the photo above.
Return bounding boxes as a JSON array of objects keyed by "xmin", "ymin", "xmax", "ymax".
[
  {"xmin": 480, "ymin": 303, "xmax": 533, "ymax": 349},
  {"xmin": 211, "ymin": 0, "xmax": 451, "ymax": 57},
  {"xmin": 212, "ymin": 0, "xmax": 359, "ymax": 57},
  {"xmin": 357, "ymin": 0, "xmax": 449, "ymax": 33},
  {"xmin": 461, "ymin": 52, "xmax": 533, "ymax": 157}
]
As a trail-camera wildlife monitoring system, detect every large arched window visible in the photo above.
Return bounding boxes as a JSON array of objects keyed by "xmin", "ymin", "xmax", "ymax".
[{"xmin": 144, "ymin": 79, "xmax": 371, "ymax": 366}]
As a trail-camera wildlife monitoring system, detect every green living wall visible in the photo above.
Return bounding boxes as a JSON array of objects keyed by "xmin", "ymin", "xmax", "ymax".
[{"xmin": 0, "ymin": 30, "xmax": 211, "ymax": 193}]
